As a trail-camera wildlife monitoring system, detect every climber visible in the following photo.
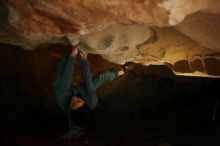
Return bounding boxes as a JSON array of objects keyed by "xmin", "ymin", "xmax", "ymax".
[{"xmin": 54, "ymin": 44, "xmax": 135, "ymax": 139}]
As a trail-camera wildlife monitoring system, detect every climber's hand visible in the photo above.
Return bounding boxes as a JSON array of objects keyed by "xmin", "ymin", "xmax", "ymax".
[
  {"xmin": 80, "ymin": 51, "xmax": 88, "ymax": 59},
  {"xmin": 71, "ymin": 46, "xmax": 79, "ymax": 57}
]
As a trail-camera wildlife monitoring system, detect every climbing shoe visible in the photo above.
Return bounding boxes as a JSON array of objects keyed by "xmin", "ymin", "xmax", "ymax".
[{"xmin": 123, "ymin": 62, "xmax": 135, "ymax": 73}]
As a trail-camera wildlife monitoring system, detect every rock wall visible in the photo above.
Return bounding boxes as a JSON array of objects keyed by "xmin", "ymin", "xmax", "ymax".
[
  {"xmin": 159, "ymin": 0, "xmax": 220, "ymax": 25},
  {"xmin": 137, "ymin": 27, "xmax": 220, "ymax": 78},
  {"xmin": 0, "ymin": 0, "xmax": 220, "ymax": 78},
  {"xmin": 176, "ymin": 12, "xmax": 220, "ymax": 53},
  {"xmin": 80, "ymin": 24, "xmax": 220, "ymax": 78}
]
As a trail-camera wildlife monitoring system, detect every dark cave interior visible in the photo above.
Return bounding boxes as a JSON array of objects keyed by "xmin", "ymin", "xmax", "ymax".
[{"xmin": 1, "ymin": 43, "xmax": 220, "ymax": 146}]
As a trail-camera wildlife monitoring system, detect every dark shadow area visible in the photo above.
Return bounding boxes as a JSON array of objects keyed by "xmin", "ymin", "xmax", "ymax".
[{"xmin": 0, "ymin": 43, "xmax": 220, "ymax": 146}]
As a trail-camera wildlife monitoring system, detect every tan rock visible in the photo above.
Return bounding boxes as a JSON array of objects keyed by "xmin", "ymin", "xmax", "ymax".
[{"xmin": 1, "ymin": 0, "xmax": 220, "ymax": 78}]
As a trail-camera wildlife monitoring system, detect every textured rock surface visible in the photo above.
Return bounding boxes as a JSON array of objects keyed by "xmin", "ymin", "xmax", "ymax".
[
  {"xmin": 79, "ymin": 25, "xmax": 220, "ymax": 78},
  {"xmin": 137, "ymin": 27, "xmax": 220, "ymax": 78},
  {"xmin": 176, "ymin": 11, "xmax": 220, "ymax": 53},
  {"xmin": 79, "ymin": 24, "xmax": 157, "ymax": 64},
  {"xmin": 159, "ymin": 0, "xmax": 220, "ymax": 25},
  {"xmin": 0, "ymin": 0, "xmax": 220, "ymax": 77}
]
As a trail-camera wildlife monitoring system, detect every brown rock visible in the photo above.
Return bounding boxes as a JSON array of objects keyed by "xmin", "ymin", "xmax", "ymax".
[
  {"xmin": 205, "ymin": 58, "xmax": 220, "ymax": 76},
  {"xmin": 173, "ymin": 60, "xmax": 191, "ymax": 73},
  {"xmin": 190, "ymin": 59, "xmax": 205, "ymax": 72}
]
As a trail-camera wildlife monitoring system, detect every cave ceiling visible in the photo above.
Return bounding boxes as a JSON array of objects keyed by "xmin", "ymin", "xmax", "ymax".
[{"xmin": 0, "ymin": 0, "xmax": 220, "ymax": 78}]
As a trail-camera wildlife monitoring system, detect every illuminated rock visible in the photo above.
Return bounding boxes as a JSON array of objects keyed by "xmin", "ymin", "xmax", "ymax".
[{"xmin": 0, "ymin": 0, "xmax": 220, "ymax": 78}]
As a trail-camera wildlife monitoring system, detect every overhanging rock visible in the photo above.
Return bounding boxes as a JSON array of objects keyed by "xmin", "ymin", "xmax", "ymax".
[{"xmin": 77, "ymin": 24, "xmax": 220, "ymax": 78}]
